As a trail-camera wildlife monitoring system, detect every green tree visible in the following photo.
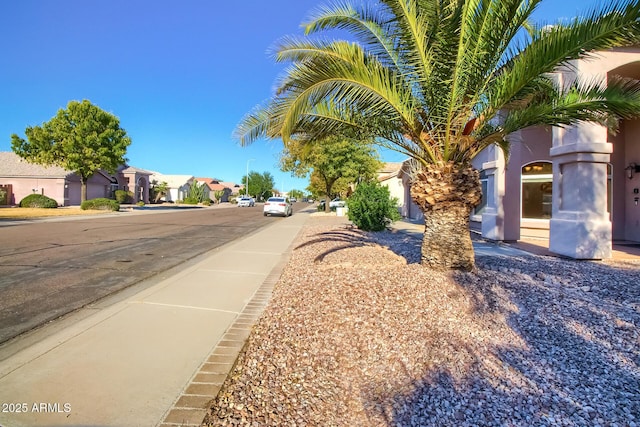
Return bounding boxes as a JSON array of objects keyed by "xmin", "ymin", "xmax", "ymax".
[
  {"xmin": 241, "ymin": 171, "xmax": 275, "ymax": 201},
  {"xmin": 150, "ymin": 180, "xmax": 169, "ymax": 203},
  {"xmin": 288, "ymin": 189, "xmax": 305, "ymax": 199},
  {"xmin": 213, "ymin": 189, "xmax": 225, "ymax": 204},
  {"xmin": 280, "ymin": 135, "xmax": 381, "ymax": 212},
  {"xmin": 235, "ymin": 0, "xmax": 640, "ymax": 270},
  {"xmin": 307, "ymin": 172, "xmax": 350, "ymax": 202},
  {"xmin": 11, "ymin": 100, "xmax": 131, "ymax": 203}
]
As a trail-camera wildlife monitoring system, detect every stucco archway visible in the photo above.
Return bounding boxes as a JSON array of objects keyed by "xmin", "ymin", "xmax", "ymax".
[
  {"xmin": 137, "ymin": 176, "xmax": 149, "ymax": 204},
  {"xmin": 608, "ymin": 60, "xmax": 640, "ymax": 243}
]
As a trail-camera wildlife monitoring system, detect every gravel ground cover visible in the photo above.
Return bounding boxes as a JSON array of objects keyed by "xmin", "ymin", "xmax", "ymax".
[{"xmin": 203, "ymin": 219, "xmax": 640, "ymax": 427}]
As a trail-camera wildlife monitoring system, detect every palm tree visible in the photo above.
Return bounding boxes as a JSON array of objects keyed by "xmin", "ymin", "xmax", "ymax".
[{"xmin": 234, "ymin": 0, "xmax": 640, "ymax": 270}]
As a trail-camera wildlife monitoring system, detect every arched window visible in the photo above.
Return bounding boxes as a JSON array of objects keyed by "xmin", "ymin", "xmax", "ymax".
[{"xmin": 522, "ymin": 162, "xmax": 552, "ymax": 219}]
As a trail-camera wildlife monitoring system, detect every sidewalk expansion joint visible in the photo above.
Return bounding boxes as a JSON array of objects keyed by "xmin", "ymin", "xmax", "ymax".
[{"xmin": 128, "ymin": 301, "xmax": 241, "ymax": 315}]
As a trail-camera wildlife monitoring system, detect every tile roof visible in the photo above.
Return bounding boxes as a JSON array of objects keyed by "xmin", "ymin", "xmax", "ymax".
[
  {"xmin": 377, "ymin": 162, "xmax": 404, "ymax": 182},
  {"xmin": 119, "ymin": 165, "xmax": 154, "ymax": 175},
  {"xmin": 0, "ymin": 152, "xmax": 154, "ymax": 180},
  {"xmin": 209, "ymin": 183, "xmax": 228, "ymax": 191},
  {"xmin": 195, "ymin": 177, "xmax": 224, "ymax": 183},
  {"xmin": 0, "ymin": 151, "xmax": 72, "ymax": 178},
  {"xmin": 219, "ymin": 181, "xmax": 241, "ymax": 188}
]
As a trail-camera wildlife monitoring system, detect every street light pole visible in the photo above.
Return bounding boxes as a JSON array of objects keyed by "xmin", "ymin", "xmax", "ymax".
[{"xmin": 246, "ymin": 159, "xmax": 255, "ymax": 199}]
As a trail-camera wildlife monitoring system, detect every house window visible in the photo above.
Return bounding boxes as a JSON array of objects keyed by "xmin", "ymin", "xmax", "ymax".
[
  {"xmin": 522, "ymin": 161, "xmax": 552, "ymax": 219},
  {"xmin": 109, "ymin": 183, "xmax": 119, "ymax": 198},
  {"xmin": 474, "ymin": 170, "xmax": 488, "ymax": 216}
]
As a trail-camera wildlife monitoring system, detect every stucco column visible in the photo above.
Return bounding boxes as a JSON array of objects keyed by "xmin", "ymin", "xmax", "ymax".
[
  {"xmin": 549, "ymin": 123, "xmax": 612, "ymax": 259},
  {"xmin": 481, "ymin": 145, "xmax": 506, "ymax": 240}
]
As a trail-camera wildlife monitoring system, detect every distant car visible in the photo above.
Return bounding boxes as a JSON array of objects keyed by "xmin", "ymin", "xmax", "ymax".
[
  {"xmin": 318, "ymin": 197, "xmax": 346, "ymax": 210},
  {"xmin": 237, "ymin": 197, "xmax": 255, "ymax": 207},
  {"xmin": 263, "ymin": 197, "xmax": 292, "ymax": 217},
  {"xmin": 290, "ymin": 197, "xmax": 297, "ymax": 203},
  {"xmin": 330, "ymin": 197, "xmax": 346, "ymax": 208}
]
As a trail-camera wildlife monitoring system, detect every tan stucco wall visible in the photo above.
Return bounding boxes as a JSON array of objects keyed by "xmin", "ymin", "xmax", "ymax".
[{"xmin": 380, "ymin": 176, "xmax": 405, "ymax": 208}]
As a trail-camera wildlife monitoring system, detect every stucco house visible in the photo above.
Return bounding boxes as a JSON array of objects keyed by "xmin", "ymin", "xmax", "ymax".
[
  {"xmin": 471, "ymin": 46, "xmax": 640, "ymax": 259},
  {"xmin": 0, "ymin": 152, "xmax": 151, "ymax": 206},
  {"xmin": 195, "ymin": 177, "xmax": 234, "ymax": 203},
  {"xmin": 397, "ymin": 46, "xmax": 640, "ymax": 260},
  {"xmin": 149, "ymin": 173, "xmax": 194, "ymax": 202},
  {"xmin": 377, "ymin": 162, "xmax": 405, "ymax": 212}
]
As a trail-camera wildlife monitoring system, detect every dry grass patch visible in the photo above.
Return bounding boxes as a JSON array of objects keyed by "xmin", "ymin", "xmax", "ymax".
[{"xmin": 0, "ymin": 207, "xmax": 115, "ymax": 219}]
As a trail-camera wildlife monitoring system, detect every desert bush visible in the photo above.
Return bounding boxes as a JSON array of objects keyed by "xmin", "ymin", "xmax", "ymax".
[
  {"xmin": 0, "ymin": 188, "xmax": 8, "ymax": 205},
  {"xmin": 347, "ymin": 182, "xmax": 400, "ymax": 231},
  {"xmin": 181, "ymin": 197, "xmax": 199, "ymax": 205},
  {"xmin": 188, "ymin": 181, "xmax": 207, "ymax": 203},
  {"xmin": 114, "ymin": 190, "xmax": 133, "ymax": 204},
  {"xmin": 81, "ymin": 198, "xmax": 120, "ymax": 211},
  {"xmin": 19, "ymin": 194, "xmax": 58, "ymax": 208}
]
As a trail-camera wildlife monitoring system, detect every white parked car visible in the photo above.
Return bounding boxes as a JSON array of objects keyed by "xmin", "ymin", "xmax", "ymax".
[
  {"xmin": 330, "ymin": 197, "xmax": 346, "ymax": 208},
  {"xmin": 318, "ymin": 197, "xmax": 346, "ymax": 210},
  {"xmin": 263, "ymin": 197, "xmax": 292, "ymax": 217},
  {"xmin": 237, "ymin": 197, "xmax": 255, "ymax": 207}
]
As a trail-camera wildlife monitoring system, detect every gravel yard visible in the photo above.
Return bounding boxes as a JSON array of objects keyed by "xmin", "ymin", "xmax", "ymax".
[{"xmin": 203, "ymin": 218, "xmax": 640, "ymax": 427}]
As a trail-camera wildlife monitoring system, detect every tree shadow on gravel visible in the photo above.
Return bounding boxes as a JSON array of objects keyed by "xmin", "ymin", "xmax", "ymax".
[
  {"xmin": 362, "ymin": 255, "xmax": 640, "ymax": 426},
  {"xmin": 295, "ymin": 229, "xmax": 423, "ymax": 264}
]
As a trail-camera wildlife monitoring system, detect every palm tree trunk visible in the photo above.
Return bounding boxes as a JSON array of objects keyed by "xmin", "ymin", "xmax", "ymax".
[
  {"xmin": 410, "ymin": 162, "xmax": 482, "ymax": 271},
  {"xmin": 421, "ymin": 202, "xmax": 476, "ymax": 270}
]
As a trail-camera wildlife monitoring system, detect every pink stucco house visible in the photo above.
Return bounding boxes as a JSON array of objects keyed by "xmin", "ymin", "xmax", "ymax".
[
  {"xmin": 392, "ymin": 46, "xmax": 640, "ymax": 260},
  {"xmin": 0, "ymin": 152, "xmax": 152, "ymax": 206},
  {"xmin": 471, "ymin": 46, "xmax": 640, "ymax": 259}
]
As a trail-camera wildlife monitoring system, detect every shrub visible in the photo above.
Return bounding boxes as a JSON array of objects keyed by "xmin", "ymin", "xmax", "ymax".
[
  {"xmin": 136, "ymin": 201, "xmax": 145, "ymax": 207},
  {"xmin": 0, "ymin": 188, "xmax": 8, "ymax": 205},
  {"xmin": 114, "ymin": 190, "xmax": 133, "ymax": 204},
  {"xmin": 187, "ymin": 181, "xmax": 207, "ymax": 203},
  {"xmin": 81, "ymin": 198, "xmax": 120, "ymax": 211},
  {"xmin": 347, "ymin": 182, "xmax": 401, "ymax": 231},
  {"xmin": 19, "ymin": 194, "xmax": 58, "ymax": 208},
  {"xmin": 202, "ymin": 199, "xmax": 211, "ymax": 206},
  {"xmin": 181, "ymin": 197, "xmax": 199, "ymax": 205}
]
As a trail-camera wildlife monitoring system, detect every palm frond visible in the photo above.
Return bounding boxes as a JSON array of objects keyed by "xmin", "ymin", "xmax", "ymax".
[
  {"xmin": 234, "ymin": 0, "xmax": 640, "ymax": 170},
  {"xmin": 501, "ymin": 75, "xmax": 640, "ymax": 134},
  {"xmin": 488, "ymin": 0, "xmax": 640, "ymax": 118},
  {"xmin": 302, "ymin": 1, "xmax": 402, "ymax": 69}
]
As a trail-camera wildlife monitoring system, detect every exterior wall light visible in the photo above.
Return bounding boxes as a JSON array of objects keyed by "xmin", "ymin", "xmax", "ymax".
[{"xmin": 625, "ymin": 163, "xmax": 640, "ymax": 180}]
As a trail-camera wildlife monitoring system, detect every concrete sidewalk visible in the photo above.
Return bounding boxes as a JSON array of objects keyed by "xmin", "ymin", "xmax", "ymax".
[
  {"xmin": 391, "ymin": 219, "xmax": 535, "ymax": 257},
  {"xmin": 0, "ymin": 208, "xmax": 312, "ymax": 427}
]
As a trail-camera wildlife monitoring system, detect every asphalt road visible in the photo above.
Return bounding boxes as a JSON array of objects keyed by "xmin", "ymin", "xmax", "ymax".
[{"xmin": 0, "ymin": 203, "xmax": 307, "ymax": 345}]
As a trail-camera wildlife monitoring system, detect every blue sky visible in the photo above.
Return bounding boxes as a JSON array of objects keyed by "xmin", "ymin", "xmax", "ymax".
[{"xmin": 1, "ymin": 0, "xmax": 603, "ymax": 193}]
